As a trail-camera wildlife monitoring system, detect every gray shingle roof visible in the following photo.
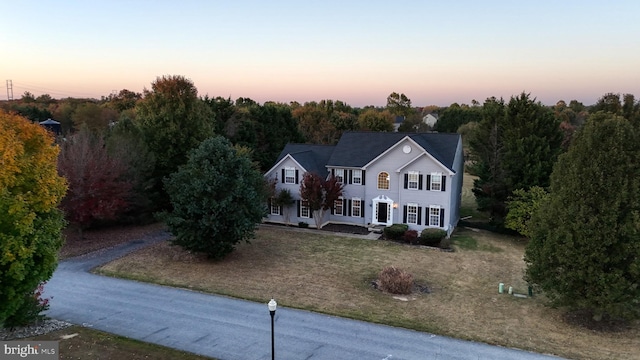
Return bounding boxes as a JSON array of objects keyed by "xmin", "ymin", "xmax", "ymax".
[
  {"xmin": 275, "ymin": 132, "xmax": 460, "ymax": 175},
  {"xmin": 328, "ymin": 132, "xmax": 460, "ymax": 171},
  {"xmin": 275, "ymin": 144, "xmax": 336, "ymax": 177}
]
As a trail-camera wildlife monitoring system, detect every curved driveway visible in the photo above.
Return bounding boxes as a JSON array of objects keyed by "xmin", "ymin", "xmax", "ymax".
[{"xmin": 45, "ymin": 231, "xmax": 562, "ymax": 360}]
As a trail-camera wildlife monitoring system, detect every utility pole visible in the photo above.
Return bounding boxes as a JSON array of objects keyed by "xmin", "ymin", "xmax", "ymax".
[{"xmin": 6, "ymin": 80, "xmax": 13, "ymax": 101}]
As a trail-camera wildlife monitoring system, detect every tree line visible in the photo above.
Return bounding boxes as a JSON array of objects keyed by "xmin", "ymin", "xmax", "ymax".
[{"xmin": 2, "ymin": 73, "xmax": 639, "ymax": 326}]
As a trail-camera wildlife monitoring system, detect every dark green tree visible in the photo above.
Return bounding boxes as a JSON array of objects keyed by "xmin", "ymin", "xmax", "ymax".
[
  {"xmin": 468, "ymin": 97, "xmax": 508, "ymax": 217},
  {"xmin": 435, "ymin": 103, "xmax": 482, "ymax": 133},
  {"xmin": 135, "ymin": 75, "xmax": 214, "ymax": 209},
  {"xmin": 501, "ymin": 93, "xmax": 563, "ymax": 191},
  {"xmin": 470, "ymin": 93, "xmax": 562, "ymax": 221},
  {"xmin": 163, "ymin": 136, "xmax": 266, "ymax": 259},
  {"xmin": 524, "ymin": 113, "xmax": 640, "ymax": 321}
]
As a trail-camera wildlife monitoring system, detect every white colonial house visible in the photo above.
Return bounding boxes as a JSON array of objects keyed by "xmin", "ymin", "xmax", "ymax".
[{"xmin": 264, "ymin": 131, "xmax": 464, "ymax": 235}]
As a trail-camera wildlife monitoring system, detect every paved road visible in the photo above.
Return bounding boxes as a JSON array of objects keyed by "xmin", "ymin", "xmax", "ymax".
[{"xmin": 45, "ymin": 232, "xmax": 562, "ymax": 360}]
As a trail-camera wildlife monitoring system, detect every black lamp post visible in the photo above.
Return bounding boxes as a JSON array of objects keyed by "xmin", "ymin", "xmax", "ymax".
[{"xmin": 268, "ymin": 298, "xmax": 277, "ymax": 360}]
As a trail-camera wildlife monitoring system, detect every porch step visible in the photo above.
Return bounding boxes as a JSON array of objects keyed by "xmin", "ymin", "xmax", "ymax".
[{"xmin": 368, "ymin": 224, "xmax": 386, "ymax": 234}]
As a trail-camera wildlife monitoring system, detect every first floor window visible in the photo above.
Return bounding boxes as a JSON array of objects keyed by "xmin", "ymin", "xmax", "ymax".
[
  {"xmin": 270, "ymin": 200, "xmax": 281, "ymax": 215},
  {"xmin": 352, "ymin": 198, "xmax": 362, "ymax": 217},
  {"xmin": 407, "ymin": 203, "xmax": 418, "ymax": 224},
  {"xmin": 352, "ymin": 169, "xmax": 362, "ymax": 184},
  {"xmin": 334, "ymin": 198, "xmax": 344, "ymax": 216},
  {"xmin": 334, "ymin": 169, "xmax": 344, "ymax": 183},
  {"xmin": 429, "ymin": 206, "xmax": 441, "ymax": 227},
  {"xmin": 285, "ymin": 167, "xmax": 296, "ymax": 184},
  {"xmin": 301, "ymin": 200, "xmax": 310, "ymax": 218}
]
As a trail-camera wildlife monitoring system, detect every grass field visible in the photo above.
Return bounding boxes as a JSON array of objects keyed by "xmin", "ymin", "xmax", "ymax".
[{"xmin": 97, "ymin": 225, "xmax": 640, "ymax": 360}]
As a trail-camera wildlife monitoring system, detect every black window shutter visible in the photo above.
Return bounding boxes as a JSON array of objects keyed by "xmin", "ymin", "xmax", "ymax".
[
  {"xmin": 417, "ymin": 207, "xmax": 422, "ymax": 225},
  {"xmin": 297, "ymin": 200, "xmax": 301, "ymax": 217},
  {"xmin": 348, "ymin": 170, "xmax": 353, "ymax": 184},
  {"xmin": 331, "ymin": 169, "xmax": 335, "ymax": 177},
  {"xmin": 348, "ymin": 199, "xmax": 352, "ymax": 216},
  {"xmin": 361, "ymin": 203, "xmax": 365, "ymax": 218},
  {"xmin": 267, "ymin": 198, "xmax": 272, "ymax": 211},
  {"xmin": 442, "ymin": 176, "xmax": 446, "ymax": 191},
  {"xmin": 440, "ymin": 208, "xmax": 445, "ymax": 227},
  {"xmin": 279, "ymin": 205, "xmax": 283, "ymax": 214},
  {"xmin": 331, "ymin": 202, "xmax": 335, "ymax": 215},
  {"xmin": 404, "ymin": 174, "xmax": 408, "ymax": 189},
  {"xmin": 418, "ymin": 174, "xmax": 423, "ymax": 190},
  {"xmin": 281, "ymin": 169, "xmax": 285, "ymax": 183},
  {"xmin": 426, "ymin": 175, "xmax": 431, "ymax": 190},
  {"xmin": 362, "ymin": 170, "xmax": 366, "ymax": 185},
  {"xmin": 295, "ymin": 170, "xmax": 299, "ymax": 184},
  {"xmin": 403, "ymin": 205, "xmax": 407, "ymax": 223}
]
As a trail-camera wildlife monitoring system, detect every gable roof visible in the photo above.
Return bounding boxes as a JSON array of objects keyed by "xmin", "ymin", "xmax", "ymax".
[
  {"xmin": 274, "ymin": 143, "xmax": 335, "ymax": 177},
  {"xmin": 327, "ymin": 132, "xmax": 460, "ymax": 172}
]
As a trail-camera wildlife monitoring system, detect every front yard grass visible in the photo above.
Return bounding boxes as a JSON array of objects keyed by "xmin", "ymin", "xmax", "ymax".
[
  {"xmin": 97, "ymin": 226, "xmax": 639, "ymax": 360},
  {"xmin": 26, "ymin": 326, "xmax": 214, "ymax": 360}
]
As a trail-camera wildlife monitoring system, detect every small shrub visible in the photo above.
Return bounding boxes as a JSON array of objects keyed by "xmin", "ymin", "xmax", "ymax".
[
  {"xmin": 384, "ymin": 224, "xmax": 408, "ymax": 241},
  {"xmin": 298, "ymin": 222, "xmax": 309, "ymax": 228},
  {"xmin": 419, "ymin": 228, "xmax": 447, "ymax": 246},
  {"xmin": 403, "ymin": 230, "xmax": 418, "ymax": 244},
  {"xmin": 439, "ymin": 237, "xmax": 452, "ymax": 250},
  {"xmin": 377, "ymin": 266, "xmax": 414, "ymax": 295},
  {"xmin": 3, "ymin": 282, "xmax": 50, "ymax": 329}
]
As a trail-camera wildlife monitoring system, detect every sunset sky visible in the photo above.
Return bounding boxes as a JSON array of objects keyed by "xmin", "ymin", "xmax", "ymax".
[{"xmin": 2, "ymin": 0, "xmax": 639, "ymax": 107}]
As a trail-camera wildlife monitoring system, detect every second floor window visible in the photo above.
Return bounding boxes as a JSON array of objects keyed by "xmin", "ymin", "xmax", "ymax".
[
  {"xmin": 334, "ymin": 169, "xmax": 344, "ymax": 183},
  {"xmin": 408, "ymin": 171, "xmax": 419, "ymax": 190},
  {"xmin": 352, "ymin": 169, "xmax": 362, "ymax": 184},
  {"xmin": 377, "ymin": 172, "xmax": 390, "ymax": 190},
  {"xmin": 430, "ymin": 173, "xmax": 442, "ymax": 191},
  {"xmin": 285, "ymin": 167, "xmax": 296, "ymax": 184}
]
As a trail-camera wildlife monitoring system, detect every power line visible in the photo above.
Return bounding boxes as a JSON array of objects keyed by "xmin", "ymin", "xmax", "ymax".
[{"xmin": 11, "ymin": 81, "xmax": 105, "ymax": 99}]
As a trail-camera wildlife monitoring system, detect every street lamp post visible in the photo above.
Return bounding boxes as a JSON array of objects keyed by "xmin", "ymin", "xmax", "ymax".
[{"xmin": 268, "ymin": 299, "xmax": 277, "ymax": 360}]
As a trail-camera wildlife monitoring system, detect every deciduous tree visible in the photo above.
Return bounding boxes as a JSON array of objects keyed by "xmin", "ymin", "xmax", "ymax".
[
  {"xmin": 0, "ymin": 111, "xmax": 67, "ymax": 326},
  {"xmin": 135, "ymin": 75, "xmax": 214, "ymax": 209},
  {"xmin": 58, "ymin": 127, "xmax": 133, "ymax": 234},
  {"xmin": 358, "ymin": 109, "xmax": 394, "ymax": 132},
  {"xmin": 525, "ymin": 113, "xmax": 640, "ymax": 321},
  {"xmin": 299, "ymin": 172, "xmax": 344, "ymax": 229}
]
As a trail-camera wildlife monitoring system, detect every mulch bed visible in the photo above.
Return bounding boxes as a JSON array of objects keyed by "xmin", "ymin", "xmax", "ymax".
[{"xmin": 320, "ymin": 223, "xmax": 371, "ymax": 235}]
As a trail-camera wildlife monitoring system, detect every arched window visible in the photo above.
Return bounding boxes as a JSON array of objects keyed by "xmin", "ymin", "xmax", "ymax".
[{"xmin": 377, "ymin": 172, "xmax": 390, "ymax": 190}]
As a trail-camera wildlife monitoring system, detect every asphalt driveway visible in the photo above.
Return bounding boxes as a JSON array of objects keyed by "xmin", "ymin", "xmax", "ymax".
[{"xmin": 45, "ymin": 231, "xmax": 562, "ymax": 360}]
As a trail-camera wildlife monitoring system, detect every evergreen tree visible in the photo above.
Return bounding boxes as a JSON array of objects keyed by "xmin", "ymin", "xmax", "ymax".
[
  {"xmin": 470, "ymin": 93, "xmax": 563, "ymax": 222},
  {"xmin": 163, "ymin": 136, "xmax": 266, "ymax": 259},
  {"xmin": 524, "ymin": 113, "xmax": 640, "ymax": 321}
]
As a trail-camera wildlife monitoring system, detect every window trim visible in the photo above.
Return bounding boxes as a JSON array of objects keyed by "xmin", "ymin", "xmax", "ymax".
[
  {"xmin": 408, "ymin": 171, "xmax": 419, "ymax": 190},
  {"xmin": 407, "ymin": 203, "xmax": 418, "ymax": 224},
  {"xmin": 270, "ymin": 200, "xmax": 281, "ymax": 216},
  {"xmin": 351, "ymin": 197, "xmax": 362, "ymax": 218},
  {"xmin": 334, "ymin": 169, "xmax": 344, "ymax": 183},
  {"xmin": 430, "ymin": 172, "xmax": 442, "ymax": 191},
  {"xmin": 300, "ymin": 200, "xmax": 310, "ymax": 218},
  {"xmin": 334, "ymin": 197, "xmax": 344, "ymax": 216},
  {"xmin": 377, "ymin": 172, "xmax": 390, "ymax": 190},
  {"xmin": 284, "ymin": 167, "xmax": 296, "ymax": 184},
  {"xmin": 352, "ymin": 169, "xmax": 362, "ymax": 185},
  {"xmin": 429, "ymin": 205, "xmax": 441, "ymax": 227}
]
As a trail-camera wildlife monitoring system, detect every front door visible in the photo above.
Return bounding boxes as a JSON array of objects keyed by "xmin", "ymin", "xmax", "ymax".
[{"xmin": 377, "ymin": 202, "xmax": 388, "ymax": 223}]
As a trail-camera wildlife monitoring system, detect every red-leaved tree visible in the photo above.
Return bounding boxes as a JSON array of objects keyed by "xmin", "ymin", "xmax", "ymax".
[
  {"xmin": 58, "ymin": 128, "xmax": 133, "ymax": 236},
  {"xmin": 299, "ymin": 172, "xmax": 344, "ymax": 229}
]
